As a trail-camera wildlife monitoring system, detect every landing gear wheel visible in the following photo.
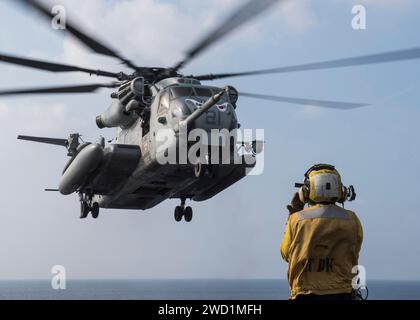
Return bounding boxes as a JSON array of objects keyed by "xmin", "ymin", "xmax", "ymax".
[
  {"xmin": 174, "ymin": 206, "xmax": 183, "ymax": 222},
  {"xmin": 184, "ymin": 206, "xmax": 193, "ymax": 222},
  {"xmin": 80, "ymin": 201, "xmax": 90, "ymax": 219},
  {"xmin": 91, "ymin": 203, "xmax": 100, "ymax": 219},
  {"xmin": 194, "ymin": 162, "xmax": 206, "ymax": 178}
]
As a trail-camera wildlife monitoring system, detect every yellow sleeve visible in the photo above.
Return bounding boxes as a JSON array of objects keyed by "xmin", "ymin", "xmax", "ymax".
[
  {"xmin": 349, "ymin": 211, "xmax": 363, "ymax": 256},
  {"xmin": 355, "ymin": 214, "xmax": 363, "ymax": 255},
  {"xmin": 280, "ymin": 217, "xmax": 293, "ymax": 262}
]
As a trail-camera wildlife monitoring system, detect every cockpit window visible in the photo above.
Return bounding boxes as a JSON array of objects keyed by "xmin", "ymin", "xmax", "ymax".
[
  {"xmin": 194, "ymin": 87, "xmax": 213, "ymax": 97},
  {"xmin": 170, "ymin": 87, "xmax": 194, "ymax": 99},
  {"xmin": 169, "ymin": 86, "xmax": 217, "ymax": 99}
]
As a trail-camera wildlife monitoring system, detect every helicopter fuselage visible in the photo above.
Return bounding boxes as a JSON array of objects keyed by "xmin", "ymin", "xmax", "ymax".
[{"xmin": 64, "ymin": 78, "xmax": 256, "ymax": 211}]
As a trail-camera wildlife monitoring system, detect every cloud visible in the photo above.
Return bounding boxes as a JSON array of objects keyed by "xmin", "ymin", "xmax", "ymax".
[
  {"xmin": 44, "ymin": 0, "xmax": 229, "ymax": 74},
  {"xmin": 0, "ymin": 102, "xmax": 9, "ymax": 117},
  {"xmin": 0, "ymin": 97, "xmax": 103, "ymax": 146},
  {"xmin": 0, "ymin": 101, "xmax": 69, "ymax": 133},
  {"xmin": 278, "ymin": 0, "xmax": 319, "ymax": 34},
  {"xmin": 35, "ymin": 0, "xmax": 321, "ymax": 80}
]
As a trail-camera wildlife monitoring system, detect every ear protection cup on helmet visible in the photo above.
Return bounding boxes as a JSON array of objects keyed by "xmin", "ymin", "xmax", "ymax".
[
  {"xmin": 338, "ymin": 186, "xmax": 348, "ymax": 203},
  {"xmin": 298, "ymin": 185, "xmax": 309, "ymax": 204}
]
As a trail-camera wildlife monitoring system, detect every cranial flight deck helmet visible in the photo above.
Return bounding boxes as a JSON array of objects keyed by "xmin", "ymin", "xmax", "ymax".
[{"xmin": 296, "ymin": 164, "xmax": 356, "ymax": 205}]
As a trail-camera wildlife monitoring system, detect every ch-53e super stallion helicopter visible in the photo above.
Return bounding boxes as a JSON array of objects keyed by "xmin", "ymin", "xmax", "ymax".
[{"xmin": 2, "ymin": 0, "xmax": 420, "ymax": 221}]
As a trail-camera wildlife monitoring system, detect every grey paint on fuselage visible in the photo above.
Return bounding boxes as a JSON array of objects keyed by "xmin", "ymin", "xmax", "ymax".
[{"xmin": 87, "ymin": 78, "xmax": 251, "ymax": 210}]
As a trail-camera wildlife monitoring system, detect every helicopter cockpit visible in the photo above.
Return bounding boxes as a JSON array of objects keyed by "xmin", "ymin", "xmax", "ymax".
[
  {"xmin": 172, "ymin": 86, "xmax": 232, "ymax": 119},
  {"xmin": 169, "ymin": 86, "xmax": 215, "ymax": 118},
  {"xmin": 169, "ymin": 86, "xmax": 213, "ymax": 99},
  {"xmin": 151, "ymin": 84, "xmax": 238, "ymax": 136}
]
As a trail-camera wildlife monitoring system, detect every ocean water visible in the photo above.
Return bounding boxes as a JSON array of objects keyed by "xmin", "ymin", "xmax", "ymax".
[{"xmin": 0, "ymin": 279, "xmax": 419, "ymax": 300}]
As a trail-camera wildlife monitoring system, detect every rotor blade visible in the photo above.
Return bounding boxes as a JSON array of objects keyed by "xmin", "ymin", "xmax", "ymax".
[
  {"xmin": 18, "ymin": 135, "xmax": 68, "ymax": 146},
  {"xmin": 0, "ymin": 83, "xmax": 119, "ymax": 96},
  {"xmin": 194, "ymin": 47, "xmax": 420, "ymax": 80},
  {"xmin": 240, "ymin": 92, "xmax": 369, "ymax": 110},
  {"xmin": 18, "ymin": 0, "xmax": 139, "ymax": 70},
  {"xmin": 0, "ymin": 52, "xmax": 123, "ymax": 79},
  {"xmin": 173, "ymin": 0, "xmax": 281, "ymax": 71}
]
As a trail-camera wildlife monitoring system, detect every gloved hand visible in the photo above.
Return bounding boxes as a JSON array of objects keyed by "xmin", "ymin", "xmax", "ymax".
[{"xmin": 287, "ymin": 192, "xmax": 304, "ymax": 215}]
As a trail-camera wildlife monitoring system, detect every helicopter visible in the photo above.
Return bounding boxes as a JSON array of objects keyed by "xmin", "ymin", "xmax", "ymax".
[{"xmin": 1, "ymin": 0, "xmax": 420, "ymax": 222}]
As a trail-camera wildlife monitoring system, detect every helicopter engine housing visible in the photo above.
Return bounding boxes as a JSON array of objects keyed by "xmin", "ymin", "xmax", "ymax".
[
  {"xmin": 96, "ymin": 77, "xmax": 145, "ymax": 129},
  {"xmin": 96, "ymin": 100, "xmax": 139, "ymax": 129}
]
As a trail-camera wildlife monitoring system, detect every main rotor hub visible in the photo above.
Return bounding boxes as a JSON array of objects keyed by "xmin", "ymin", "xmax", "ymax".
[{"xmin": 131, "ymin": 67, "xmax": 181, "ymax": 84}]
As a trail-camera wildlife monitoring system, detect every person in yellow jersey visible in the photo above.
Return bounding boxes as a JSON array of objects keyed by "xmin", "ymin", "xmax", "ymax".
[{"xmin": 280, "ymin": 164, "xmax": 363, "ymax": 300}]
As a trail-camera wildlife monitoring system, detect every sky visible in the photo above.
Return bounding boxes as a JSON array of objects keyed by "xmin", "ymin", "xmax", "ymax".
[{"xmin": 0, "ymin": 0, "xmax": 420, "ymax": 282}]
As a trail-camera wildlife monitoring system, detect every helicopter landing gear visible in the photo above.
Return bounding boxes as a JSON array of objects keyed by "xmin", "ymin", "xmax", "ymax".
[
  {"xmin": 79, "ymin": 193, "xmax": 100, "ymax": 219},
  {"xmin": 80, "ymin": 201, "xmax": 90, "ymax": 219},
  {"xmin": 184, "ymin": 206, "xmax": 193, "ymax": 222},
  {"xmin": 174, "ymin": 198, "xmax": 193, "ymax": 222},
  {"xmin": 174, "ymin": 206, "xmax": 183, "ymax": 222},
  {"xmin": 91, "ymin": 202, "xmax": 100, "ymax": 219}
]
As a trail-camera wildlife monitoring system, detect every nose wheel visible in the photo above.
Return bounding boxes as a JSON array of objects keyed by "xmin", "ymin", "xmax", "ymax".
[
  {"xmin": 174, "ymin": 206, "xmax": 183, "ymax": 222},
  {"xmin": 91, "ymin": 202, "xmax": 100, "ymax": 219},
  {"xmin": 174, "ymin": 198, "xmax": 193, "ymax": 222},
  {"xmin": 184, "ymin": 206, "xmax": 193, "ymax": 222}
]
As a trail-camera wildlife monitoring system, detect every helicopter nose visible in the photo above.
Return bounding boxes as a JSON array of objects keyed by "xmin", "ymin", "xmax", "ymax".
[{"xmin": 196, "ymin": 105, "xmax": 235, "ymax": 131}]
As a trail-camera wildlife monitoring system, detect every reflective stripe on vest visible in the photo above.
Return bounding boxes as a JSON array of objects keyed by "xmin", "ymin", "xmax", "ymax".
[{"xmin": 298, "ymin": 206, "xmax": 349, "ymax": 221}]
